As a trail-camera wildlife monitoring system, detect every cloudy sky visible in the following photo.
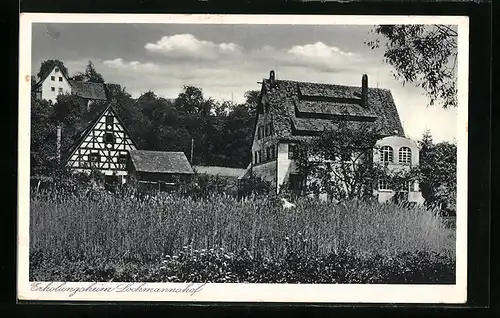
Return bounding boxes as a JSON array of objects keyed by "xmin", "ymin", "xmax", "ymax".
[{"xmin": 31, "ymin": 23, "xmax": 458, "ymax": 142}]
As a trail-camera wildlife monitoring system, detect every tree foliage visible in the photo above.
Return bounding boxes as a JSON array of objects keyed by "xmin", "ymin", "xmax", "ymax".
[
  {"xmin": 71, "ymin": 60, "xmax": 105, "ymax": 83},
  {"xmin": 294, "ymin": 123, "xmax": 383, "ymax": 202},
  {"xmin": 418, "ymin": 130, "xmax": 457, "ymax": 213},
  {"xmin": 37, "ymin": 59, "xmax": 68, "ymax": 80},
  {"xmin": 366, "ymin": 25, "xmax": 458, "ymax": 108}
]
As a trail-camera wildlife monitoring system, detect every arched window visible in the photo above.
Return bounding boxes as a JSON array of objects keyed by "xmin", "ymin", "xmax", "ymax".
[
  {"xmin": 398, "ymin": 147, "xmax": 412, "ymax": 164},
  {"xmin": 380, "ymin": 146, "xmax": 394, "ymax": 163}
]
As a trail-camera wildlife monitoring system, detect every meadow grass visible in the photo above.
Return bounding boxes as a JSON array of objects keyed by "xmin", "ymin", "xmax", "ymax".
[{"xmin": 29, "ymin": 190, "xmax": 455, "ymax": 263}]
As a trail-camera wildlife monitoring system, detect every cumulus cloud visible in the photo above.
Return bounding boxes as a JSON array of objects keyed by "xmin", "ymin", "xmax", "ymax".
[
  {"xmin": 144, "ymin": 34, "xmax": 244, "ymax": 61},
  {"xmin": 102, "ymin": 58, "xmax": 159, "ymax": 72}
]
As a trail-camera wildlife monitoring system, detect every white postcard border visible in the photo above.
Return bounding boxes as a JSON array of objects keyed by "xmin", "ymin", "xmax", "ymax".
[{"xmin": 18, "ymin": 13, "xmax": 469, "ymax": 303}]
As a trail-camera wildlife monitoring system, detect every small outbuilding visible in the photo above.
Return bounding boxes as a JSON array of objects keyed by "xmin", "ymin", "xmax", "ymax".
[{"xmin": 127, "ymin": 150, "xmax": 195, "ymax": 191}]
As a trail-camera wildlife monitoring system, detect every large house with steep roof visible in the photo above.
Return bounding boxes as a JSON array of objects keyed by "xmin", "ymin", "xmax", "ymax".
[
  {"xmin": 32, "ymin": 65, "xmax": 108, "ymax": 107},
  {"xmin": 241, "ymin": 70, "xmax": 424, "ymax": 204}
]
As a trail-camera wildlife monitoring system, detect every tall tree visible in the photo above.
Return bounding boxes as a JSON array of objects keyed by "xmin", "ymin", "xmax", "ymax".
[
  {"xmin": 244, "ymin": 90, "xmax": 260, "ymax": 117},
  {"xmin": 366, "ymin": 25, "xmax": 458, "ymax": 108},
  {"xmin": 175, "ymin": 85, "xmax": 206, "ymax": 114},
  {"xmin": 417, "ymin": 130, "xmax": 457, "ymax": 212},
  {"xmin": 36, "ymin": 60, "xmax": 68, "ymax": 80},
  {"xmin": 84, "ymin": 60, "xmax": 105, "ymax": 83}
]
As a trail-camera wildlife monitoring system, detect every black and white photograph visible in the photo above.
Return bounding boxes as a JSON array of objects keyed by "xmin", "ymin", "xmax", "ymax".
[{"xmin": 18, "ymin": 14, "xmax": 468, "ymax": 303}]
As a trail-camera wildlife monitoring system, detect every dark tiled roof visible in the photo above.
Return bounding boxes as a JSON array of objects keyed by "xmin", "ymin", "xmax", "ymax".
[
  {"xmin": 129, "ymin": 150, "xmax": 194, "ymax": 174},
  {"xmin": 193, "ymin": 166, "xmax": 246, "ymax": 178},
  {"xmin": 262, "ymin": 79, "xmax": 404, "ymax": 142},
  {"xmin": 68, "ymin": 80, "xmax": 108, "ymax": 100},
  {"xmin": 295, "ymin": 99, "xmax": 377, "ymax": 119}
]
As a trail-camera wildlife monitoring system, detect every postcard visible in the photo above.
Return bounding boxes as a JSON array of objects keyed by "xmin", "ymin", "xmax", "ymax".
[{"xmin": 18, "ymin": 13, "xmax": 468, "ymax": 303}]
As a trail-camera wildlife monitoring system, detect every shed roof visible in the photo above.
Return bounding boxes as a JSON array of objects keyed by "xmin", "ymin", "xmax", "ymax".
[{"xmin": 129, "ymin": 150, "xmax": 194, "ymax": 174}]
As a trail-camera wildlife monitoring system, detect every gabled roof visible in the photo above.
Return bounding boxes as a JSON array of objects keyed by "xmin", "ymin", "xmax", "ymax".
[
  {"xmin": 193, "ymin": 165, "xmax": 246, "ymax": 178},
  {"xmin": 68, "ymin": 80, "xmax": 107, "ymax": 100},
  {"xmin": 63, "ymin": 101, "xmax": 139, "ymax": 161},
  {"xmin": 129, "ymin": 150, "xmax": 194, "ymax": 174},
  {"xmin": 258, "ymin": 75, "xmax": 405, "ymax": 143},
  {"xmin": 32, "ymin": 65, "xmax": 73, "ymax": 90}
]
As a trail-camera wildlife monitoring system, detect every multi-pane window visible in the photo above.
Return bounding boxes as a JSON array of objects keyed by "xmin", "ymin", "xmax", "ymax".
[
  {"xmin": 58, "ymin": 77, "xmax": 63, "ymax": 81},
  {"xmin": 51, "ymin": 76, "xmax": 55, "ymax": 81},
  {"xmin": 58, "ymin": 87, "xmax": 63, "ymax": 93},
  {"xmin": 51, "ymin": 87, "xmax": 55, "ymax": 92},
  {"xmin": 378, "ymin": 179, "xmax": 390, "ymax": 191},
  {"xmin": 380, "ymin": 146, "xmax": 394, "ymax": 163},
  {"xmin": 398, "ymin": 147, "xmax": 412, "ymax": 164}
]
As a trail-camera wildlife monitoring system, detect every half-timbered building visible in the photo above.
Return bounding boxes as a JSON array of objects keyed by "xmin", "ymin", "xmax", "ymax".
[{"xmin": 64, "ymin": 102, "xmax": 138, "ymax": 187}]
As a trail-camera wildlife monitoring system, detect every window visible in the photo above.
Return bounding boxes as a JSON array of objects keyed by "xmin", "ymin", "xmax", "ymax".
[
  {"xmin": 89, "ymin": 152, "xmax": 100, "ymax": 162},
  {"xmin": 258, "ymin": 150, "xmax": 262, "ymax": 164},
  {"xmin": 398, "ymin": 147, "xmax": 412, "ymax": 164},
  {"xmin": 288, "ymin": 144, "xmax": 297, "ymax": 159},
  {"xmin": 104, "ymin": 132, "xmax": 115, "ymax": 144},
  {"xmin": 264, "ymin": 103, "xmax": 269, "ymax": 113},
  {"xmin": 58, "ymin": 77, "xmax": 63, "ymax": 82},
  {"xmin": 105, "ymin": 115, "xmax": 114, "ymax": 129},
  {"xmin": 51, "ymin": 76, "xmax": 55, "ymax": 81},
  {"xmin": 380, "ymin": 146, "xmax": 394, "ymax": 163},
  {"xmin": 54, "ymin": 67, "xmax": 59, "ymax": 73},
  {"xmin": 378, "ymin": 179, "xmax": 391, "ymax": 191},
  {"xmin": 258, "ymin": 126, "xmax": 264, "ymax": 139},
  {"xmin": 269, "ymin": 124, "xmax": 273, "ymax": 136},
  {"xmin": 264, "ymin": 124, "xmax": 270, "ymax": 137},
  {"xmin": 118, "ymin": 153, "xmax": 128, "ymax": 164},
  {"xmin": 270, "ymin": 145, "xmax": 276, "ymax": 160},
  {"xmin": 51, "ymin": 87, "xmax": 55, "ymax": 92},
  {"xmin": 58, "ymin": 87, "xmax": 63, "ymax": 93}
]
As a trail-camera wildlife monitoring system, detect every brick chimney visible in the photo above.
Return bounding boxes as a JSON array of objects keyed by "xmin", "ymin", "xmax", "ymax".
[
  {"xmin": 362, "ymin": 74, "xmax": 368, "ymax": 107},
  {"xmin": 269, "ymin": 70, "xmax": 276, "ymax": 87}
]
